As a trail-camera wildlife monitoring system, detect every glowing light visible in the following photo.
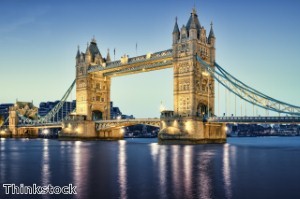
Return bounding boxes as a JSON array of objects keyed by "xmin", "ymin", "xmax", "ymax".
[
  {"xmin": 0, "ymin": 130, "xmax": 5, "ymax": 135},
  {"xmin": 120, "ymin": 128, "xmax": 125, "ymax": 134},
  {"xmin": 224, "ymin": 126, "xmax": 228, "ymax": 132},
  {"xmin": 185, "ymin": 121, "xmax": 193, "ymax": 132},
  {"xmin": 43, "ymin": 129, "xmax": 49, "ymax": 135},
  {"xmin": 117, "ymin": 115, "xmax": 122, "ymax": 120},
  {"xmin": 173, "ymin": 120, "xmax": 178, "ymax": 128}
]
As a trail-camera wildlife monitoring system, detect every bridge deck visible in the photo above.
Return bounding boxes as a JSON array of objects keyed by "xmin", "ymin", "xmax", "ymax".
[
  {"xmin": 208, "ymin": 116, "xmax": 300, "ymax": 124},
  {"xmin": 88, "ymin": 49, "xmax": 173, "ymax": 77}
]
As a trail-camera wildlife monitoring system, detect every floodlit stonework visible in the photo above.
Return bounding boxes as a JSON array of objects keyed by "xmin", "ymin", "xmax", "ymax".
[{"xmin": 61, "ymin": 8, "xmax": 226, "ymax": 143}]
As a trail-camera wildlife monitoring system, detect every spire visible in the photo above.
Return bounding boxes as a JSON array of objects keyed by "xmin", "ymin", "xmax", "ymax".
[
  {"xmin": 106, "ymin": 48, "xmax": 111, "ymax": 62},
  {"xmin": 208, "ymin": 21, "xmax": 215, "ymax": 38},
  {"xmin": 76, "ymin": 45, "xmax": 80, "ymax": 58},
  {"xmin": 91, "ymin": 35, "xmax": 97, "ymax": 44},
  {"xmin": 86, "ymin": 42, "xmax": 91, "ymax": 55},
  {"xmin": 173, "ymin": 17, "xmax": 180, "ymax": 34},
  {"xmin": 186, "ymin": 8, "xmax": 201, "ymax": 32}
]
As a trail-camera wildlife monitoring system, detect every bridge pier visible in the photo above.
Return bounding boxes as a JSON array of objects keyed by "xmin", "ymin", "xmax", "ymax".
[
  {"xmin": 60, "ymin": 115, "xmax": 124, "ymax": 140},
  {"xmin": 158, "ymin": 111, "xmax": 226, "ymax": 144}
]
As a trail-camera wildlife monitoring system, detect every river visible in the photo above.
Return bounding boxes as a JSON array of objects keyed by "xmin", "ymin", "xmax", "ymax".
[{"xmin": 1, "ymin": 137, "xmax": 300, "ymax": 199}]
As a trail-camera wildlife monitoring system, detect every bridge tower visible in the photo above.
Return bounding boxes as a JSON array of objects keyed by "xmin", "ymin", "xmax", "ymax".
[
  {"xmin": 159, "ymin": 8, "xmax": 225, "ymax": 143},
  {"xmin": 173, "ymin": 8, "xmax": 215, "ymax": 117},
  {"xmin": 75, "ymin": 38, "xmax": 111, "ymax": 121}
]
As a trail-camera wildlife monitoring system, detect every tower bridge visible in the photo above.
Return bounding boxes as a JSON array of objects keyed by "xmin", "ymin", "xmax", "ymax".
[{"xmin": 3, "ymin": 8, "xmax": 300, "ymax": 142}]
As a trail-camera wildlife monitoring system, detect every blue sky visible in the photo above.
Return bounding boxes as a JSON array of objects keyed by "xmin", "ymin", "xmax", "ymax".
[{"xmin": 0, "ymin": 0, "xmax": 299, "ymax": 117}]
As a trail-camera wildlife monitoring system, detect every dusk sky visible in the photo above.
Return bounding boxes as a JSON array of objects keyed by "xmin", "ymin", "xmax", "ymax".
[{"xmin": 0, "ymin": 0, "xmax": 300, "ymax": 117}]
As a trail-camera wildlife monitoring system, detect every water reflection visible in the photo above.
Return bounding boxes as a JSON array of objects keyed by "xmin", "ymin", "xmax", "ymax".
[
  {"xmin": 171, "ymin": 145, "xmax": 180, "ymax": 199},
  {"xmin": 118, "ymin": 140, "xmax": 127, "ymax": 199},
  {"xmin": 73, "ymin": 141, "xmax": 88, "ymax": 199},
  {"xmin": 223, "ymin": 144, "xmax": 232, "ymax": 199},
  {"xmin": 159, "ymin": 146, "xmax": 167, "ymax": 199},
  {"xmin": 0, "ymin": 138, "xmax": 6, "ymax": 183},
  {"xmin": 150, "ymin": 143, "xmax": 159, "ymax": 162},
  {"xmin": 42, "ymin": 139, "xmax": 50, "ymax": 199},
  {"xmin": 198, "ymin": 150, "xmax": 213, "ymax": 199},
  {"xmin": 183, "ymin": 146, "xmax": 193, "ymax": 198}
]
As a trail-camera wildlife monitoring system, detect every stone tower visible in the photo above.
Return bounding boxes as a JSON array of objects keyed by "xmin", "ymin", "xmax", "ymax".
[
  {"xmin": 159, "ymin": 8, "xmax": 225, "ymax": 144},
  {"xmin": 172, "ymin": 8, "xmax": 216, "ymax": 118},
  {"xmin": 75, "ymin": 38, "xmax": 111, "ymax": 120}
]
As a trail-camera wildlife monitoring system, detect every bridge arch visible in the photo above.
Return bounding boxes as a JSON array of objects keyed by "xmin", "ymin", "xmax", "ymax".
[
  {"xmin": 196, "ymin": 102, "xmax": 208, "ymax": 117},
  {"xmin": 92, "ymin": 110, "xmax": 103, "ymax": 121}
]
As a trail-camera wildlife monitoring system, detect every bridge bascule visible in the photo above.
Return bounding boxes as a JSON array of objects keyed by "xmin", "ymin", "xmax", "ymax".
[{"xmin": 2, "ymin": 8, "xmax": 300, "ymax": 142}]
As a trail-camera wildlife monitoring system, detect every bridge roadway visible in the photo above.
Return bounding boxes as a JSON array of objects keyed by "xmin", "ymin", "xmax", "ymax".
[
  {"xmin": 95, "ymin": 118, "xmax": 161, "ymax": 131},
  {"xmin": 15, "ymin": 116, "xmax": 300, "ymax": 130},
  {"xmin": 208, "ymin": 116, "xmax": 300, "ymax": 124},
  {"xmin": 88, "ymin": 49, "xmax": 173, "ymax": 77},
  {"xmin": 17, "ymin": 122, "xmax": 62, "ymax": 129}
]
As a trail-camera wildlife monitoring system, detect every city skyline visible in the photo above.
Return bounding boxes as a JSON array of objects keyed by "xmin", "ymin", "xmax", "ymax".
[{"xmin": 0, "ymin": 0, "xmax": 300, "ymax": 118}]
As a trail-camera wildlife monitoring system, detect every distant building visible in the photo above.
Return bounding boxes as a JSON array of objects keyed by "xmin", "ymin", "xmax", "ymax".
[
  {"xmin": 0, "ymin": 103, "xmax": 13, "ymax": 124},
  {"xmin": 38, "ymin": 100, "xmax": 76, "ymax": 122},
  {"xmin": 110, "ymin": 102, "xmax": 134, "ymax": 120}
]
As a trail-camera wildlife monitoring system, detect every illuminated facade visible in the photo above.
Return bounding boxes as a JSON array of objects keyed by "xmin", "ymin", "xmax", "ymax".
[
  {"xmin": 75, "ymin": 38, "xmax": 111, "ymax": 121},
  {"xmin": 62, "ymin": 8, "xmax": 226, "ymax": 143},
  {"xmin": 172, "ymin": 8, "xmax": 215, "ymax": 118}
]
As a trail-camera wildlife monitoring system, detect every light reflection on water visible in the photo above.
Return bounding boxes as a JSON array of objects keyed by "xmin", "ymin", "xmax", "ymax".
[
  {"xmin": 171, "ymin": 145, "xmax": 180, "ymax": 199},
  {"xmin": 0, "ymin": 138, "xmax": 6, "ymax": 184},
  {"xmin": 2, "ymin": 137, "xmax": 300, "ymax": 198},
  {"xmin": 73, "ymin": 141, "xmax": 89, "ymax": 199},
  {"xmin": 118, "ymin": 140, "xmax": 127, "ymax": 199},
  {"xmin": 183, "ymin": 146, "xmax": 193, "ymax": 198},
  {"xmin": 41, "ymin": 139, "xmax": 50, "ymax": 199},
  {"xmin": 223, "ymin": 143, "xmax": 233, "ymax": 199}
]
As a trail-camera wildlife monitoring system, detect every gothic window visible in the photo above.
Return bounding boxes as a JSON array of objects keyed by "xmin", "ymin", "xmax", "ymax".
[
  {"xmin": 79, "ymin": 67, "xmax": 84, "ymax": 75},
  {"xmin": 96, "ymin": 83, "xmax": 100, "ymax": 89},
  {"xmin": 101, "ymin": 98, "xmax": 104, "ymax": 102},
  {"xmin": 96, "ymin": 96, "xmax": 101, "ymax": 101}
]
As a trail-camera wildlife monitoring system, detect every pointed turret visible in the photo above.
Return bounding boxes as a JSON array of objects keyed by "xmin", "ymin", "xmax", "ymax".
[
  {"xmin": 85, "ymin": 42, "xmax": 91, "ymax": 64},
  {"xmin": 189, "ymin": 13, "xmax": 197, "ymax": 39},
  {"xmin": 106, "ymin": 48, "xmax": 111, "ymax": 62},
  {"xmin": 186, "ymin": 8, "xmax": 201, "ymax": 32},
  {"xmin": 208, "ymin": 22, "xmax": 215, "ymax": 46},
  {"xmin": 76, "ymin": 45, "xmax": 80, "ymax": 58},
  {"xmin": 76, "ymin": 45, "xmax": 81, "ymax": 64},
  {"xmin": 173, "ymin": 17, "xmax": 180, "ymax": 44},
  {"xmin": 173, "ymin": 17, "xmax": 180, "ymax": 34}
]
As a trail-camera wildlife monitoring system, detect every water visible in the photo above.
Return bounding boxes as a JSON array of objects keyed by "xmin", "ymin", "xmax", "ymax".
[{"xmin": 1, "ymin": 137, "xmax": 300, "ymax": 199}]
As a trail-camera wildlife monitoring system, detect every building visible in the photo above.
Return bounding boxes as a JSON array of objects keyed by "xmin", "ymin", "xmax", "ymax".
[
  {"xmin": 0, "ymin": 103, "xmax": 14, "ymax": 124},
  {"xmin": 38, "ymin": 100, "xmax": 76, "ymax": 122}
]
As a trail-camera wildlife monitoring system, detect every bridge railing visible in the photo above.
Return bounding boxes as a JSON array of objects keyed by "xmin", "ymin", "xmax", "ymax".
[
  {"xmin": 95, "ymin": 118, "xmax": 160, "ymax": 123},
  {"xmin": 208, "ymin": 116, "xmax": 300, "ymax": 123}
]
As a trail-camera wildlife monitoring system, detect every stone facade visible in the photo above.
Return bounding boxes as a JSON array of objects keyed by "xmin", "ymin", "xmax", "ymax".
[
  {"xmin": 61, "ymin": 8, "xmax": 226, "ymax": 143},
  {"xmin": 172, "ymin": 8, "xmax": 215, "ymax": 118},
  {"xmin": 75, "ymin": 39, "xmax": 111, "ymax": 121},
  {"xmin": 158, "ymin": 8, "xmax": 226, "ymax": 144},
  {"xmin": 8, "ymin": 101, "xmax": 39, "ymax": 137}
]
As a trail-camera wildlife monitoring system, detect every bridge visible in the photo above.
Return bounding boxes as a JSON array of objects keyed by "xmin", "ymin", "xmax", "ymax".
[{"xmin": 2, "ymin": 8, "xmax": 300, "ymax": 143}]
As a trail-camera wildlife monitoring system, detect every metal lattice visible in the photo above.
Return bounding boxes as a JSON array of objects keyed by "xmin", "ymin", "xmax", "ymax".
[
  {"xmin": 17, "ymin": 80, "xmax": 76, "ymax": 125},
  {"xmin": 196, "ymin": 55, "xmax": 300, "ymax": 116}
]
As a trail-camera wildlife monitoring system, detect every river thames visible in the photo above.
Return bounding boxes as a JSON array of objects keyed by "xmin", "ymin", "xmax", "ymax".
[{"xmin": 1, "ymin": 137, "xmax": 300, "ymax": 199}]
